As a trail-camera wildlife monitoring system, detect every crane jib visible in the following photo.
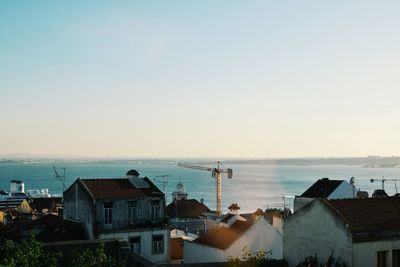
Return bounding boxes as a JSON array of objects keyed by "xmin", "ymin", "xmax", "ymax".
[{"xmin": 177, "ymin": 161, "xmax": 233, "ymax": 217}]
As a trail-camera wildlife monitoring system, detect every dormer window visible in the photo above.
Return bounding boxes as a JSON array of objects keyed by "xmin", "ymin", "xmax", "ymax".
[{"xmin": 104, "ymin": 202, "xmax": 113, "ymax": 225}]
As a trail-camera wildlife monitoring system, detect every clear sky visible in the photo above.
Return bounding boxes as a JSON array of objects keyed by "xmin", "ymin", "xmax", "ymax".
[{"xmin": 1, "ymin": 1, "xmax": 400, "ymax": 158}]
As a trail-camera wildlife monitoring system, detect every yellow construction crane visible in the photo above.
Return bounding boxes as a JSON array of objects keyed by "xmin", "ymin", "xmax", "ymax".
[{"xmin": 177, "ymin": 161, "xmax": 232, "ymax": 217}]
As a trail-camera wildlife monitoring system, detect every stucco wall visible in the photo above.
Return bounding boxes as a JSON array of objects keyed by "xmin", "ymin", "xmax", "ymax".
[
  {"xmin": 99, "ymin": 228, "xmax": 169, "ymax": 264},
  {"xmin": 284, "ymin": 199, "xmax": 352, "ymax": 267},
  {"xmin": 225, "ymin": 218, "xmax": 283, "ymax": 259},
  {"xmin": 95, "ymin": 197, "xmax": 165, "ymax": 231},
  {"xmin": 184, "ymin": 242, "xmax": 226, "ymax": 263},
  {"xmin": 353, "ymin": 240, "xmax": 400, "ymax": 267},
  {"xmin": 63, "ymin": 182, "xmax": 94, "ymax": 238},
  {"xmin": 184, "ymin": 217, "xmax": 283, "ymax": 263}
]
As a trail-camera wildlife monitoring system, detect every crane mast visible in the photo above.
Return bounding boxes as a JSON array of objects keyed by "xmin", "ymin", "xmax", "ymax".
[{"xmin": 177, "ymin": 161, "xmax": 232, "ymax": 217}]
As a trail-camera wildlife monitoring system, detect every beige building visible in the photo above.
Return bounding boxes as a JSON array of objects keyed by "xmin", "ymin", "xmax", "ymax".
[{"xmin": 63, "ymin": 170, "xmax": 170, "ymax": 264}]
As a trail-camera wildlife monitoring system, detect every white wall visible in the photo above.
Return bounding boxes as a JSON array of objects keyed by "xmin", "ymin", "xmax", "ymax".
[
  {"xmin": 284, "ymin": 199, "xmax": 352, "ymax": 267},
  {"xmin": 184, "ymin": 217, "xmax": 283, "ymax": 263},
  {"xmin": 99, "ymin": 228, "xmax": 169, "ymax": 264},
  {"xmin": 184, "ymin": 243, "xmax": 226, "ymax": 263},
  {"xmin": 328, "ymin": 181, "xmax": 358, "ymax": 199},
  {"xmin": 225, "ymin": 218, "xmax": 283, "ymax": 260},
  {"xmin": 353, "ymin": 240, "xmax": 400, "ymax": 267}
]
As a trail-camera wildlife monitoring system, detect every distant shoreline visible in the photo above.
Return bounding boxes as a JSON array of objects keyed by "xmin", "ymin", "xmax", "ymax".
[{"xmin": 1, "ymin": 156, "xmax": 400, "ymax": 168}]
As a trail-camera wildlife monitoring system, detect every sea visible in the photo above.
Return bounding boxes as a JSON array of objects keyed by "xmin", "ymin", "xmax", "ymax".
[{"xmin": 0, "ymin": 160, "xmax": 399, "ymax": 213}]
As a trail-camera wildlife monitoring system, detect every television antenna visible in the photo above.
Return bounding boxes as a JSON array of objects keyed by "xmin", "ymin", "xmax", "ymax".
[
  {"xmin": 370, "ymin": 177, "xmax": 400, "ymax": 193},
  {"xmin": 53, "ymin": 166, "xmax": 66, "ymax": 193},
  {"xmin": 154, "ymin": 174, "xmax": 169, "ymax": 201}
]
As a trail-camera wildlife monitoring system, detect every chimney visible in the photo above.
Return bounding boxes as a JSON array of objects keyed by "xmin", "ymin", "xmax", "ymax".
[
  {"xmin": 126, "ymin": 170, "xmax": 140, "ymax": 178},
  {"xmin": 228, "ymin": 203, "xmax": 240, "ymax": 215}
]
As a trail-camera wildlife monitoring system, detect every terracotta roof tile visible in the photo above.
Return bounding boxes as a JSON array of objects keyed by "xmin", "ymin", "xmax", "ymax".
[
  {"xmin": 29, "ymin": 197, "xmax": 62, "ymax": 213},
  {"xmin": 80, "ymin": 177, "xmax": 163, "ymax": 199},
  {"xmin": 194, "ymin": 220, "xmax": 253, "ymax": 249},
  {"xmin": 1, "ymin": 214, "xmax": 87, "ymax": 242},
  {"xmin": 325, "ymin": 197, "xmax": 400, "ymax": 233},
  {"xmin": 167, "ymin": 199, "xmax": 210, "ymax": 219}
]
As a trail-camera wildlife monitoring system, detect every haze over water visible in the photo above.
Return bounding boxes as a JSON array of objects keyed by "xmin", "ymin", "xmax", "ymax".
[{"xmin": 1, "ymin": 160, "xmax": 399, "ymax": 213}]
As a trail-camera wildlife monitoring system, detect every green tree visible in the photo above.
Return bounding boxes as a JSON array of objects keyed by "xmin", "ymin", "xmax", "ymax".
[
  {"xmin": 227, "ymin": 246, "xmax": 270, "ymax": 267},
  {"xmin": 0, "ymin": 238, "xmax": 58, "ymax": 267},
  {"xmin": 68, "ymin": 243, "xmax": 125, "ymax": 267}
]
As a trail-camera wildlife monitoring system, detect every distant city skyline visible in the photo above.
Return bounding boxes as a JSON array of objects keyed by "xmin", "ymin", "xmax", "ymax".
[{"xmin": 1, "ymin": 1, "xmax": 400, "ymax": 158}]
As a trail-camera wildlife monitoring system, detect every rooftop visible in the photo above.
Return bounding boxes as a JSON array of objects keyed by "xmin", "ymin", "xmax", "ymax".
[
  {"xmin": 325, "ymin": 197, "xmax": 400, "ymax": 234},
  {"xmin": 219, "ymin": 213, "xmax": 235, "ymax": 224},
  {"xmin": 78, "ymin": 177, "xmax": 163, "ymax": 200},
  {"xmin": 300, "ymin": 178, "xmax": 343, "ymax": 198},
  {"xmin": 29, "ymin": 197, "xmax": 62, "ymax": 213},
  {"xmin": 0, "ymin": 214, "xmax": 87, "ymax": 242},
  {"xmin": 194, "ymin": 220, "xmax": 253, "ymax": 249},
  {"xmin": 167, "ymin": 199, "xmax": 210, "ymax": 219}
]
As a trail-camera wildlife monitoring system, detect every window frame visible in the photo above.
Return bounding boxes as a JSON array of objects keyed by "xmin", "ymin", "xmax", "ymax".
[
  {"xmin": 150, "ymin": 200, "xmax": 160, "ymax": 222},
  {"xmin": 129, "ymin": 236, "xmax": 141, "ymax": 255},
  {"xmin": 128, "ymin": 201, "xmax": 138, "ymax": 223},
  {"xmin": 103, "ymin": 202, "xmax": 113, "ymax": 225},
  {"xmin": 377, "ymin": 250, "xmax": 388, "ymax": 267},
  {"xmin": 393, "ymin": 249, "xmax": 400, "ymax": 267},
  {"xmin": 152, "ymin": 234, "xmax": 164, "ymax": 255}
]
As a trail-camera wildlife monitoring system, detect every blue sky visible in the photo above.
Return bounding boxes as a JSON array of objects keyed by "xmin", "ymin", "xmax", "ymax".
[{"xmin": 1, "ymin": 1, "xmax": 400, "ymax": 158}]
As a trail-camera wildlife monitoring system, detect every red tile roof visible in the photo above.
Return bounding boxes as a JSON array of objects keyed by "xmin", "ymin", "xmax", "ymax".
[
  {"xmin": 1, "ymin": 214, "xmax": 87, "ymax": 242},
  {"xmin": 166, "ymin": 199, "xmax": 210, "ymax": 219},
  {"xmin": 325, "ymin": 197, "xmax": 400, "ymax": 234},
  {"xmin": 29, "ymin": 197, "xmax": 62, "ymax": 213},
  {"xmin": 194, "ymin": 220, "xmax": 253, "ymax": 249},
  {"xmin": 79, "ymin": 177, "xmax": 163, "ymax": 199}
]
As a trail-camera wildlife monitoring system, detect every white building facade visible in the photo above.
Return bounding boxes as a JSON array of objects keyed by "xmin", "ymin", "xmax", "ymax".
[
  {"xmin": 184, "ymin": 217, "xmax": 283, "ymax": 263},
  {"xmin": 284, "ymin": 198, "xmax": 400, "ymax": 267}
]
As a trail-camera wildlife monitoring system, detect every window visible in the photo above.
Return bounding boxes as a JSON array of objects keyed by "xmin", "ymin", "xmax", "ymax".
[
  {"xmin": 128, "ymin": 201, "xmax": 137, "ymax": 223},
  {"xmin": 129, "ymin": 236, "xmax": 141, "ymax": 255},
  {"xmin": 152, "ymin": 235, "xmax": 164, "ymax": 254},
  {"xmin": 377, "ymin": 250, "xmax": 388, "ymax": 267},
  {"xmin": 104, "ymin": 202, "xmax": 113, "ymax": 225},
  {"xmin": 393, "ymin": 249, "xmax": 400, "ymax": 267},
  {"xmin": 151, "ymin": 200, "xmax": 160, "ymax": 221}
]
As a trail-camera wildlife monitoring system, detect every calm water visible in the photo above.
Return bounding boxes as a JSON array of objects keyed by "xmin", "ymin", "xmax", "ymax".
[{"xmin": 0, "ymin": 162, "xmax": 399, "ymax": 213}]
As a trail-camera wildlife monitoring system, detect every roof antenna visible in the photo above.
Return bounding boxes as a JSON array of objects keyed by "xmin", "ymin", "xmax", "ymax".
[{"xmin": 350, "ymin": 177, "xmax": 355, "ymax": 198}]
